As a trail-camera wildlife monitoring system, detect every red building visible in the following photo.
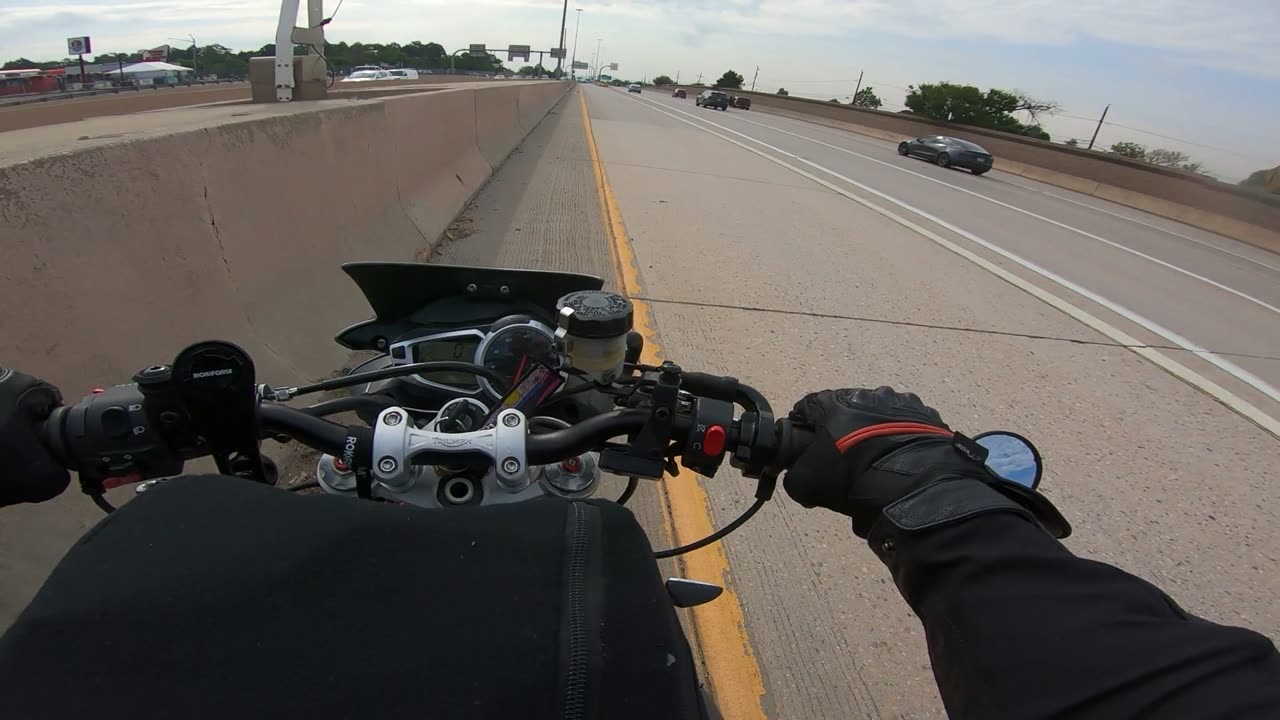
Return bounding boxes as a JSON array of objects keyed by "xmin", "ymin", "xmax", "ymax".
[{"xmin": 0, "ymin": 68, "xmax": 66, "ymax": 97}]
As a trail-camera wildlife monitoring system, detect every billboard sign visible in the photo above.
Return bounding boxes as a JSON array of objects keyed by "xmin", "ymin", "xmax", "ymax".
[
  {"xmin": 67, "ymin": 36, "xmax": 92, "ymax": 56},
  {"xmin": 142, "ymin": 45, "xmax": 169, "ymax": 62}
]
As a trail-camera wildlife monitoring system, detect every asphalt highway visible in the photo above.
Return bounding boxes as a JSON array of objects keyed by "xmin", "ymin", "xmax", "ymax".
[{"xmin": 582, "ymin": 84, "xmax": 1280, "ymax": 718}]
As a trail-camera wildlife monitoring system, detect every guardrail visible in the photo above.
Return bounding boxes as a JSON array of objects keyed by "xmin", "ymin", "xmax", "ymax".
[{"xmin": 0, "ymin": 80, "xmax": 249, "ymax": 108}]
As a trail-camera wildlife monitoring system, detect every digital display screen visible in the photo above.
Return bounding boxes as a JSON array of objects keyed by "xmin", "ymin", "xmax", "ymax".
[{"xmin": 413, "ymin": 338, "xmax": 480, "ymax": 387}]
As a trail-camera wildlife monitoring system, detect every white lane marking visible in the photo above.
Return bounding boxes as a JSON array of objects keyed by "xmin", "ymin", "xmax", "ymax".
[
  {"xmin": 997, "ymin": 179, "xmax": 1280, "ymax": 273},
  {"xmin": 711, "ymin": 103, "xmax": 1280, "ymax": 276},
  {"xmin": 684, "ymin": 107, "xmax": 1280, "ymax": 314},
  {"xmin": 621, "ymin": 92, "xmax": 1280, "ymax": 437}
]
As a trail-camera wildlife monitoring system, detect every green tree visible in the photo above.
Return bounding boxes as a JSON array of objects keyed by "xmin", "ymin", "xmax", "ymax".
[
  {"xmin": 852, "ymin": 86, "xmax": 881, "ymax": 109},
  {"xmin": 1109, "ymin": 141, "xmax": 1205, "ymax": 173},
  {"xmin": 905, "ymin": 82, "xmax": 1058, "ymax": 140},
  {"xmin": 1146, "ymin": 148, "xmax": 1203, "ymax": 173},
  {"xmin": 652, "ymin": 74, "xmax": 673, "ymax": 86},
  {"xmin": 1239, "ymin": 168, "xmax": 1279, "ymax": 194},
  {"xmin": 1109, "ymin": 141, "xmax": 1146, "ymax": 160},
  {"xmin": 776, "ymin": 87, "xmax": 789, "ymax": 96},
  {"xmin": 714, "ymin": 70, "xmax": 744, "ymax": 89}
]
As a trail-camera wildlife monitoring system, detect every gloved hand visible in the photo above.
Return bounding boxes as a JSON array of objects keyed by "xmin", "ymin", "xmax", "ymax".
[
  {"xmin": 784, "ymin": 387, "xmax": 1068, "ymax": 538},
  {"xmin": 0, "ymin": 369, "xmax": 71, "ymax": 507}
]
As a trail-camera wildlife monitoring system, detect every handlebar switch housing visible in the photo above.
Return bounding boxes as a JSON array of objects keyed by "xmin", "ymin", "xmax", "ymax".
[
  {"xmin": 680, "ymin": 397, "xmax": 734, "ymax": 477},
  {"xmin": 45, "ymin": 384, "xmax": 186, "ymax": 494}
]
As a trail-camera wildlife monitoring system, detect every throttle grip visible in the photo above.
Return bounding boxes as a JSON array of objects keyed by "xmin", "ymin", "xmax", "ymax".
[{"xmin": 772, "ymin": 420, "xmax": 816, "ymax": 472}]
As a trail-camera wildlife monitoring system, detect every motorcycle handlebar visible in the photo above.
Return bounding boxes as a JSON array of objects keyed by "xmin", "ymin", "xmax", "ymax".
[{"xmin": 41, "ymin": 379, "xmax": 820, "ymax": 488}]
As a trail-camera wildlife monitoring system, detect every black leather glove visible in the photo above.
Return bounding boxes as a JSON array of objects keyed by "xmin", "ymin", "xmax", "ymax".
[
  {"xmin": 0, "ymin": 369, "xmax": 71, "ymax": 507},
  {"xmin": 784, "ymin": 387, "xmax": 1068, "ymax": 539}
]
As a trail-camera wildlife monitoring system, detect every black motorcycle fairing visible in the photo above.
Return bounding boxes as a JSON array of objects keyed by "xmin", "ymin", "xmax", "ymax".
[{"xmin": 335, "ymin": 263, "xmax": 603, "ymax": 351}]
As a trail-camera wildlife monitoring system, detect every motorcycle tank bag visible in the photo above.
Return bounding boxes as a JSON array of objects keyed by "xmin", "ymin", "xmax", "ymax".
[{"xmin": 0, "ymin": 476, "xmax": 711, "ymax": 720}]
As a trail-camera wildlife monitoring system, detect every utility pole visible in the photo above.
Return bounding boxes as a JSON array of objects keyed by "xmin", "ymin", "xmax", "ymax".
[
  {"xmin": 750, "ymin": 65, "xmax": 758, "ymax": 91},
  {"xmin": 592, "ymin": 38, "xmax": 602, "ymax": 79},
  {"xmin": 570, "ymin": 8, "xmax": 583, "ymax": 79},
  {"xmin": 556, "ymin": 0, "xmax": 569, "ymax": 77},
  {"xmin": 1087, "ymin": 104, "xmax": 1110, "ymax": 151},
  {"xmin": 696, "ymin": 72, "xmax": 702, "ymax": 84},
  {"xmin": 853, "ymin": 69, "xmax": 863, "ymax": 101},
  {"xmin": 675, "ymin": 71, "xmax": 680, "ymax": 84}
]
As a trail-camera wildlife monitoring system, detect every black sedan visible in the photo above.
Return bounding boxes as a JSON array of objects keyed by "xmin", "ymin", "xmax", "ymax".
[{"xmin": 898, "ymin": 135, "xmax": 993, "ymax": 175}]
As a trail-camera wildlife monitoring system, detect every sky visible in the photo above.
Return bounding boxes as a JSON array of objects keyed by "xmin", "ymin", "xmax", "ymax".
[{"xmin": 3, "ymin": 0, "xmax": 1278, "ymax": 180}]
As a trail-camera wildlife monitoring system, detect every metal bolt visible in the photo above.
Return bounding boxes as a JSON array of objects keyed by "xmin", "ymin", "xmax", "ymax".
[
  {"xmin": 499, "ymin": 285, "xmax": 510, "ymax": 295},
  {"xmin": 384, "ymin": 411, "xmax": 403, "ymax": 426},
  {"xmin": 502, "ymin": 457, "xmax": 521, "ymax": 474},
  {"xmin": 466, "ymin": 283, "xmax": 478, "ymax": 292},
  {"xmin": 655, "ymin": 407, "xmax": 671, "ymax": 420},
  {"xmin": 375, "ymin": 337, "xmax": 388, "ymax": 350},
  {"xmin": 378, "ymin": 456, "xmax": 398, "ymax": 473},
  {"xmin": 501, "ymin": 412, "xmax": 521, "ymax": 427}
]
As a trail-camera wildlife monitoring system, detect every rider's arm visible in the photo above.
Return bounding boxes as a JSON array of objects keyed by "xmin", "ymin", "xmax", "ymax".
[
  {"xmin": 0, "ymin": 369, "xmax": 69, "ymax": 507},
  {"xmin": 876, "ymin": 511, "xmax": 1280, "ymax": 719}
]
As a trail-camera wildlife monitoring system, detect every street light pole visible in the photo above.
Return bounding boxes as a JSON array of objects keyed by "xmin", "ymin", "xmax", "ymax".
[
  {"xmin": 592, "ymin": 38, "xmax": 602, "ymax": 79},
  {"xmin": 556, "ymin": 0, "xmax": 569, "ymax": 77},
  {"xmin": 168, "ymin": 35, "xmax": 197, "ymax": 77},
  {"xmin": 570, "ymin": 8, "xmax": 583, "ymax": 80}
]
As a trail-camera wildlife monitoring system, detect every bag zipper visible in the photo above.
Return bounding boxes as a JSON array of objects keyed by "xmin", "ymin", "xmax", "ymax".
[{"xmin": 563, "ymin": 502, "xmax": 590, "ymax": 720}]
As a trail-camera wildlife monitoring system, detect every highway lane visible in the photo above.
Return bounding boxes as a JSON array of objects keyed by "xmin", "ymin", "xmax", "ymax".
[
  {"xmin": 582, "ymin": 84, "xmax": 1280, "ymax": 718},
  {"xmin": 626, "ymin": 90, "xmax": 1280, "ymax": 414}
]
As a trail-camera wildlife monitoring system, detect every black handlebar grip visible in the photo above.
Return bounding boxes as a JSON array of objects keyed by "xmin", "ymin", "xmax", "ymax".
[
  {"xmin": 773, "ymin": 420, "xmax": 816, "ymax": 470},
  {"xmin": 681, "ymin": 372, "xmax": 739, "ymax": 402}
]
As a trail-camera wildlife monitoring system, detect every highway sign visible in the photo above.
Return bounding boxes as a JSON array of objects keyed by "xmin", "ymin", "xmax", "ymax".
[
  {"xmin": 550, "ymin": 48, "xmax": 566, "ymax": 59},
  {"xmin": 572, "ymin": 61, "xmax": 588, "ymax": 70},
  {"xmin": 469, "ymin": 44, "xmax": 488, "ymax": 57},
  {"xmin": 608, "ymin": 63, "xmax": 618, "ymax": 71},
  {"xmin": 508, "ymin": 44, "xmax": 530, "ymax": 62},
  {"xmin": 67, "ymin": 37, "xmax": 92, "ymax": 56}
]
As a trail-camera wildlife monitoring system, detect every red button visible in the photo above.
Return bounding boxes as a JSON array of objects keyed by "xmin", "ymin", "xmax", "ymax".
[{"xmin": 702, "ymin": 425, "xmax": 726, "ymax": 456}]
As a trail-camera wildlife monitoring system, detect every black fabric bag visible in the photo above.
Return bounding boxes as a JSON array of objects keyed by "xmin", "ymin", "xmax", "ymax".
[{"xmin": 0, "ymin": 475, "xmax": 710, "ymax": 719}]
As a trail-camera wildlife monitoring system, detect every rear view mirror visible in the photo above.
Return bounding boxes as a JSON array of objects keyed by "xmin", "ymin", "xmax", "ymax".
[{"xmin": 973, "ymin": 431, "xmax": 1042, "ymax": 489}]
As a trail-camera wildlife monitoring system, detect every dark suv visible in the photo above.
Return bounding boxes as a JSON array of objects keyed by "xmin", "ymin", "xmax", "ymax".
[{"xmin": 695, "ymin": 90, "xmax": 729, "ymax": 111}]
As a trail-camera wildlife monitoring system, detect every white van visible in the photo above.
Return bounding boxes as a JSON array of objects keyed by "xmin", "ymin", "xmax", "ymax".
[
  {"xmin": 341, "ymin": 69, "xmax": 389, "ymax": 82},
  {"xmin": 386, "ymin": 69, "xmax": 420, "ymax": 80}
]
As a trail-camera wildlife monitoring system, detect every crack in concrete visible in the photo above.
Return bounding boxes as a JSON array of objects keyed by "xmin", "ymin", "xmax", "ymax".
[
  {"xmin": 634, "ymin": 296, "xmax": 1280, "ymax": 362},
  {"xmin": 203, "ymin": 185, "xmax": 233, "ymax": 276}
]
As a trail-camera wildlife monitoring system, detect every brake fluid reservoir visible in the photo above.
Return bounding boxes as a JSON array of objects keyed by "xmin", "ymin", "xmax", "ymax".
[{"xmin": 556, "ymin": 291, "xmax": 634, "ymax": 383}]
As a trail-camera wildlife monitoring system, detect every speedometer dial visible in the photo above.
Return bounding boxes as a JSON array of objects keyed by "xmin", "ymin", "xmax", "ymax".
[{"xmin": 477, "ymin": 318, "xmax": 555, "ymax": 397}]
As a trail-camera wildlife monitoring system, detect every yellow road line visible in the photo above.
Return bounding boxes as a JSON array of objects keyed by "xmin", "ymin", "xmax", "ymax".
[{"xmin": 578, "ymin": 87, "xmax": 769, "ymax": 720}]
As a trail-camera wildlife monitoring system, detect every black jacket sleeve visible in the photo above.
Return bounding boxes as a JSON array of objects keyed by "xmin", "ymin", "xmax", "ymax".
[{"xmin": 871, "ymin": 513, "xmax": 1280, "ymax": 719}]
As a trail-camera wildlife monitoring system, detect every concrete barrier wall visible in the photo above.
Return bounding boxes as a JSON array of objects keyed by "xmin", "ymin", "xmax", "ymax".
[
  {"xmin": 0, "ymin": 81, "xmax": 570, "ymax": 395},
  {"xmin": 0, "ymin": 81, "xmax": 570, "ymax": 627},
  {"xmin": 665, "ymin": 86, "xmax": 1280, "ymax": 250},
  {"xmin": 0, "ymin": 77, "xmax": 535, "ymax": 134}
]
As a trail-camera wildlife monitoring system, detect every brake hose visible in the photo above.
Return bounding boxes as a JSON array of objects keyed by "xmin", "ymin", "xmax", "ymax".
[{"xmin": 653, "ymin": 497, "xmax": 766, "ymax": 559}]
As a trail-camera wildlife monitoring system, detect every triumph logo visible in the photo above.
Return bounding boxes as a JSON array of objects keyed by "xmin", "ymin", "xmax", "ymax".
[
  {"xmin": 432, "ymin": 437, "xmax": 472, "ymax": 448},
  {"xmin": 191, "ymin": 368, "xmax": 234, "ymax": 379}
]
